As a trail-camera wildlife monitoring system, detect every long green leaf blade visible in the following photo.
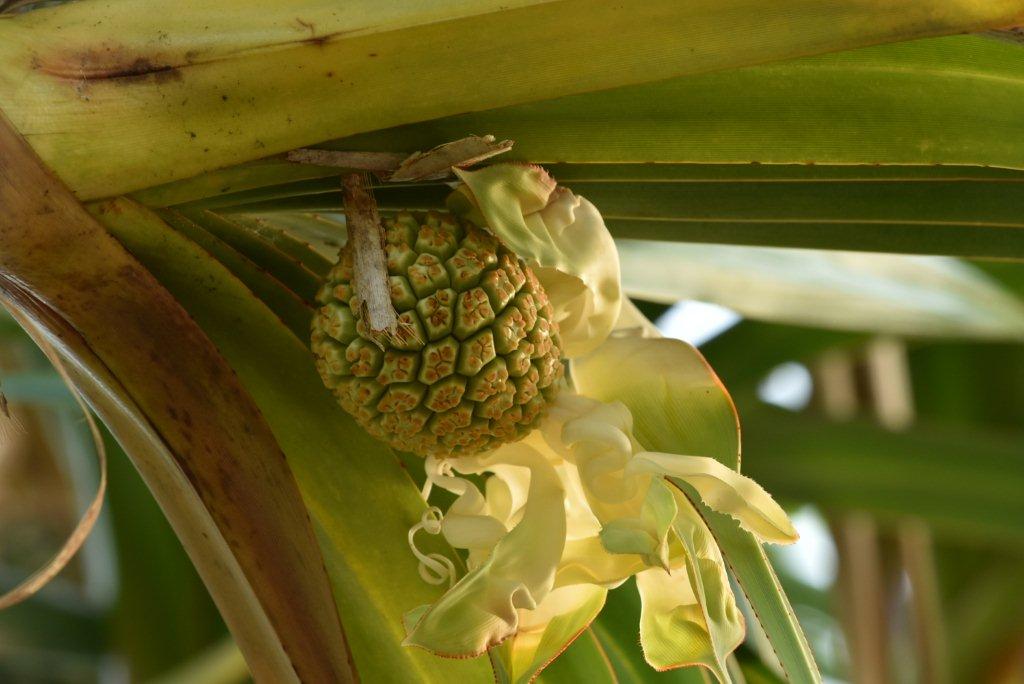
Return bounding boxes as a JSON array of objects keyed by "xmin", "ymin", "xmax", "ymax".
[
  {"xmin": 695, "ymin": 511, "xmax": 821, "ymax": 684},
  {"xmin": 155, "ymin": 208, "xmax": 313, "ymax": 339},
  {"xmin": 2, "ymin": 3, "xmax": 1021, "ymax": 197},
  {"xmin": 617, "ymin": 241, "xmax": 1024, "ymax": 340},
  {"xmin": 333, "ymin": 35, "xmax": 1024, "ymax": 170},
  {"xmin": 216, "ymin": 172, "xmax": 1024, "ymax": 259}
]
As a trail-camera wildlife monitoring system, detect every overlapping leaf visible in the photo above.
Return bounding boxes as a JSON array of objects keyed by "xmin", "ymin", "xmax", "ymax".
[
  {"xmin": 0, "ymin": 117, "xmax": 352, "ymax": 683},
  {"xmin": 2, "ymin": 2, "xmax": 1021, "ymax": 198},
  {"xmin": 91, "ymin": 198, "xmax": 489, "ymax": 681}
]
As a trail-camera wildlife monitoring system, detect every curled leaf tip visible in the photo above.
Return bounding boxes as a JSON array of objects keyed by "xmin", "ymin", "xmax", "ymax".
[
  {"xmin": 448, "ymin": 163, "xmax": 621, "ymax": 357},
  {"xmin": 628, "ymin": 452, "xmax": 798, "ymax": 545}
]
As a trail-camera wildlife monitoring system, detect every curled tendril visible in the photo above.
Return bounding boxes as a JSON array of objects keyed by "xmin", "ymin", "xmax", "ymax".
[{"xmin": 407, "ymin": 506, "xmax": 456, "ymax": 588}]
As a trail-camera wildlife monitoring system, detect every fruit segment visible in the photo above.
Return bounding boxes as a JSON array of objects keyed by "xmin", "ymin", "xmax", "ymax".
[{"xmin": 312, "ymin": 210, "xmax": 563, "ymax": 456}]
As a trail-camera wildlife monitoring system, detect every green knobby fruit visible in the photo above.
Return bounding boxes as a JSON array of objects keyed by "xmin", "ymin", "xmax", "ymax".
[{"xmin": 311, "ymin": 210, "xmax": 564, "ymax": 457}]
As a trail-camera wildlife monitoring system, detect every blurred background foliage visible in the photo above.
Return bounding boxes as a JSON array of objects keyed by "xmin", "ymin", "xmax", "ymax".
[{"xmin": 0, "ymin": 317, "xmax": 232, "ymax": 683}]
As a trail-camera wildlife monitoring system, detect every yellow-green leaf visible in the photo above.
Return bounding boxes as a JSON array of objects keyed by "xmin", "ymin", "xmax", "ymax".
[
  {"xmin": 628, "ymin": 453, "xmax": 797, "ymax": 545},
  {"xmin": 492, "ymin": 585, "xmax": 608, "ymax": 684},
  {"xmin": 3, "ymin": 2, "xmax": 1022, "ymax": 197},
  {"xmin": 573, "ymin": 336, "xmax": 739, "ymax": 469},
  {"xmin": 637, "ymin": 496, "xmax": 745, "ymax": 682}
]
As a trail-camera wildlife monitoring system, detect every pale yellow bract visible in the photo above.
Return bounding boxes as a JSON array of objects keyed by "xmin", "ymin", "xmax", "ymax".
[
  {"xmin": 404, "ymin": 164, "xmax": 797, "ymax": 684},
  {"xmin": 449, "ymin": 164, "xmax": 622, "ymax": 358}
]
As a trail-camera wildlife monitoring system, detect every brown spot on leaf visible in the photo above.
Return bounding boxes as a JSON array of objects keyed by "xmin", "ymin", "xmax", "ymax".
[{"xmin": 35, "ymin": 46, "xmax": 185, "ymax": 84}]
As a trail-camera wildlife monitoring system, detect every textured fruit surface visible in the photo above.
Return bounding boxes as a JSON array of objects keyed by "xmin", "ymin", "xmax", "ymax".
[{"xmin": 311, "ymin": 211, "xmax": 563, "ymax": 457}]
